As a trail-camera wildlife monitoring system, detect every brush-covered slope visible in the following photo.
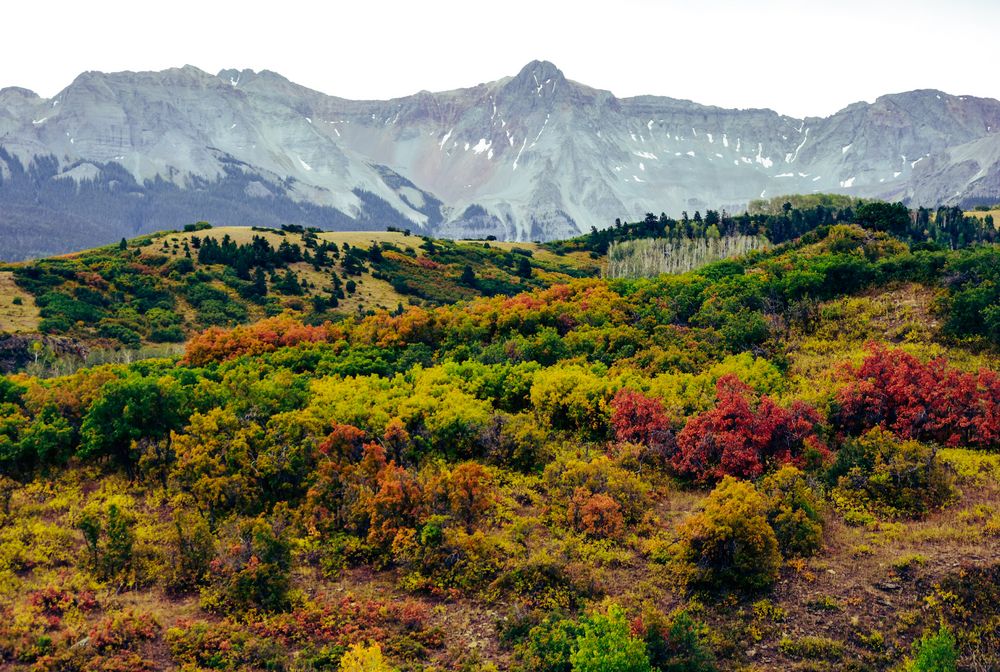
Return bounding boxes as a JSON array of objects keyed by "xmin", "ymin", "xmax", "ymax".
[
  {"xmin": 0, "ymin": 224, "xmax": 599, "ymax": 373},
  {"xmin": 1, "ymin": 222, "xmax": 999, "ymax": 671}
]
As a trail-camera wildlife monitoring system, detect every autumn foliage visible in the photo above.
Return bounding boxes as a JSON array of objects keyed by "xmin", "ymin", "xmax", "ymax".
[
  {"xmin": 609, "ymin": 388, "xmax": 675, "ymax": 463},
  {"xmin": 837, "ymin": 343, "xmax": 1000, "ymax": 450},
  {"xmin": 672, "ymin": 375, "xmax": 827, "ymax": 481},
  {"xmin": 184, "ymin": 316, "xmax": 341, "ymax": 366}
]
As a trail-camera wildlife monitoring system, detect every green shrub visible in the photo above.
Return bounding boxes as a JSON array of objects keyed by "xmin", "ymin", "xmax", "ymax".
[
  {"xmin": 164, "ymin": 508, "xmax": 215, "ymax": 594},
  {"xmin": 38, "ymin": 316, "xmax": 71, "ymax": 334},
  {"xmin": 641, "ymin": 607, "xmax": 718, "ymax": 672},
  {"xmin": 512, "ymin": 613, "xmax": 582, "ymax": 672},
  {"xmin": 672, "ymin": 477, "xmax": 781, "ymax": 591},
  {"xmin": 77, "ymin": 503, "xmax": 136, "ymax": 584},
  {"xmin": 150, "ymin": 324, "xmax": 185, "ymax": 342},
  {"xmin": 571, "ymin": 604, "xmax": 652, "ymax": 672},
  {"xmin": 830, "ymin": 428, "xmax": 957, "ymax": 518},
  {"xmin": 97, "ymin": 323, "xmax": 142, "ymax": 348},
  {"xmin": 202, "ymin": 514, "xmax": 292, "ymax": 614},
  {"xmin": 760, "ymin": 466, "xmax": 824, "ymax": 558},
  {"xmin": 906, "ymin": 624, "xmax": 957, "ymax": 672}
]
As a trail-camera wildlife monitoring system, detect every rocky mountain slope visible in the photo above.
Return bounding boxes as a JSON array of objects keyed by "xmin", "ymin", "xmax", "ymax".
[{"xmin": 2, "ymin": 60, "xmax": 999, "ymax": 259}]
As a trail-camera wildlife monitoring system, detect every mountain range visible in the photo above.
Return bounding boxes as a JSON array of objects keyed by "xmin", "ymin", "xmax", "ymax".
[{"xmin": 2, "ymin": 60, "xmax": 1000, "ymax": 260}]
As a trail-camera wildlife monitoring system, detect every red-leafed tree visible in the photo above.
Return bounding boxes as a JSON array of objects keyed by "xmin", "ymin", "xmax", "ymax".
[
  {"xmin": 837, "ymin": 343, "xmax": 1000, "ymax": 450},
  {"xmin": 446, "ymin": 462, "xmax": 495, "ymax": 533},
  {"xmin": 316, "ymin": 423, "xmax": 368, "ymax": 463},
  {"xmin": 184, "ymin": 316, "xmax": 339, "ymax": 366},
  {"xmin": 673, "ymin": 375, "xmax": 826, "ymax": 481},
  {"xmin": 367, "ymin": 462, "xmax": 426, "ymax": 548}
]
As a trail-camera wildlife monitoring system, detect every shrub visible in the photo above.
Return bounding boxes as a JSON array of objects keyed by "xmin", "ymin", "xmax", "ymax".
[
  {"xmin": 673, "ymin": 375, "xmax": 826, "ymax": 481},
  {"xmin": 672, "ymin": 477, "xmax": 781, "ymax": 591},
  {"xmin": 906, "ymin": 625, "xmax": 958, "ymax": 672},
  {"xmin": 166, "ymin": 621, "xmax": 287, "ymax": 670},
  {"xmin": 759, "ymin": 466, "xmax": 824, "ymax": 558},
  {"xmin": 777, "ymin": 635, "xmax": 844, "ymax": 661},
  {"xmin": 641, "ymin": 607, "xmax": 718, "ymax": 672},
  {"xmin": 79, "ymin": 373, "xmax": 188, "ymax": 473},
  {"xmin": 512, "ymin": 614, "xmax": 582, "ymax": 672},
  {"xmin": 571, "ymin": 604, "xmax": 652, "ymax": 672},
  {"xmin": 203, "ymin": 513, "xmax": 292, "ymax": 614},
  {"xmin": 610, "ymin": 388, "xmax": 675, "ymax": 461},
  {"xmin": 830, "ymin": 428, "xmax": 957, "ymax": 518},
  {"xmin": 836, "ymin": 343, "xmax": 1000, "ymax": 451},
  {"xmin": 164, "ymin": 508, "xmax": 215, "ymax": 594},
  {"xmin": 340, "ymin": 642, "xmax": 396, "ymax": 672},
  {"xmin": 544, "ymin": 455, "xmax": 650, "ymax": 529},
  {"xmin": 445, "ymin": 462, "xmax": 495, "ymax": 533},
  {"xmin": 89, "ymin": 610, "xmax": 160, "ymax": 652},
  {"xmin": 567, "ymin": 489, "xmax": 625, "ymax": 540},
  {"xmin": 78, "ymin": 503, "xmax": 136, "ymax": 584}
]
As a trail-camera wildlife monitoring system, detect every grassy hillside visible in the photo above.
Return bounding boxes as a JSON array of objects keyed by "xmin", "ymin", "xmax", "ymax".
[
  {"xmin": 5, "ymin": 195, "xmax": 996, "ymax": 377},
  {"xmin": 1, "ymin": 220, "xmax": 999, "ymax": 671},
  {"xmin": 0, "ymin": 272, "xmax": 38, "ymax": 333},
  {"xmin": 0, "ymin": 225, "xmax": 599, "ymax": 373}
]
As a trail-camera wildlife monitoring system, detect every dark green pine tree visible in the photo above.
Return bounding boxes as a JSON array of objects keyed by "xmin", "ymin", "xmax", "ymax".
[
  {"xmin": 516, "ymin": 256, "xmax": 532, "ymax": 279},
  {"xmin": 460, "ymin": 264, "xmax": 477, "ymax": 286},
  {"xmin": 252, "ymin": 268, "xmax": 268, "ymax": 298}
]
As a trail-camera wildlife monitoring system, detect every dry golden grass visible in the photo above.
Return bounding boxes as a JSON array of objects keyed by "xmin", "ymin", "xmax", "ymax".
[
  {"xmin": 0, "ymin": 271, "xmax": 40, "ymax": 332},
  {"xmin": 142, "ymin": 227, "xmax": 424, "ymax": 313},
  {"xmin": 145, "ymin": 226, "xmax": 416, "ymax": 252},
  {"xmin": 470, "ymin": 238, "xmax": 599, "ymax": 273},
  {"xmin": 965, "ymin": 208, "xmax": 1000, "ymax": 224},
  {"xmin": 139, "ymin": 227, "xmax": 597, "ymax": 315}
]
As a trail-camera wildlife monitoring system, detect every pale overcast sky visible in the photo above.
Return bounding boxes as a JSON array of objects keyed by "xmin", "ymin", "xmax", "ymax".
[{"xmin": 4, "ymin": 0, "xmax": 998, "ymax": 118}]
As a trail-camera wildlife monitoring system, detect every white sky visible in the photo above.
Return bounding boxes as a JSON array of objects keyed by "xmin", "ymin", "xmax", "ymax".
[{"xmin": 4, "ymin": 0, "xmax": 999, "ymax": 118}]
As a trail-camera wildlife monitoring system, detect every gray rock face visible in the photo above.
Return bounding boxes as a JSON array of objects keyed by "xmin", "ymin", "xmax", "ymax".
[{"xmin": 2, "ymin": 61, "xmax": 1000, "ymax": 258}]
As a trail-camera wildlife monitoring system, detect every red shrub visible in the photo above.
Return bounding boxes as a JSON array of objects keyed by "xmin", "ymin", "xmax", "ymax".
[
  {"xmin": 317, "ymin": 424, "xmax": 369, "ymax": 462},
  {"xmin": 184, "ymin": 316, "xmax": 340, "ymax": 365},
  {"xmin": 837, "ymin": 343, "xmax": 1000, "ymax": 450},
  {"xmin": 28, "ymin": 587, "xmax": 99, "ymax": 630},
  {"xmin": 610, "ymin": 389, "xmax": 674, "ymax": 449},
  {"xmin": 568, "ymin": 488, "xmax": 626, "ymax": 539},
  {"xmin": 673, "ymin": 375, "xmax": 826, "ymax": 481},
  {"xmin": 89, "ymin": 611, "xmax": 160, "ymax": 652}
]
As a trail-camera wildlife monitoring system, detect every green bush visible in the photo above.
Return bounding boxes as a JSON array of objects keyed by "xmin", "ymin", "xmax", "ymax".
[
  {"xmin": 830, "ymin": 428, "xmax": 957, "ymax": 518},
  {"xmin": 906, "ymin": 625, "xmax": 958, "ymax": 672},
  {"xmin": 38, "ymin": 316, "xmax": 71, "ymax": 334},
  {"xmin": 150, "ymin": 324, "xmax": 185, "ymax": 342},
  {"xmin": 202, "ymin": 514, "xmax": 292, "ymax": 614},
  {"xmin": 760, "ymin": 466, "xmax": 824, "ymax": 558},
  {"xmin": 78, "ymin": 503, "xmax": 136, "ymax": 584},
  {"xmin": 164, "ymin": 508, "xmax": 215, "ymax": 594},
  {"xmin": 512, "ymin": 614, "xmax": 582, "ymax": 672},
  {"xmin": 642, "ymin": 607, "xmax": 717, "ymax": 672},
  {"xmin": 571, "ymin": 605, "xmax": 652, "ymax": 672},
  {"xmin": 672, "ymin": 477, "xmax": 781, "ymax": 592}
]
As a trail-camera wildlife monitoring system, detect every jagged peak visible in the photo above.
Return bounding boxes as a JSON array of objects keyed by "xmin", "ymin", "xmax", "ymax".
[
  {"xmin": 501, "ymin": 60, "xmax": 571, "ymax": 100},
  {"xmin": 513, "ymin": 60, "xmax": 566, "ymax": 85}
]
